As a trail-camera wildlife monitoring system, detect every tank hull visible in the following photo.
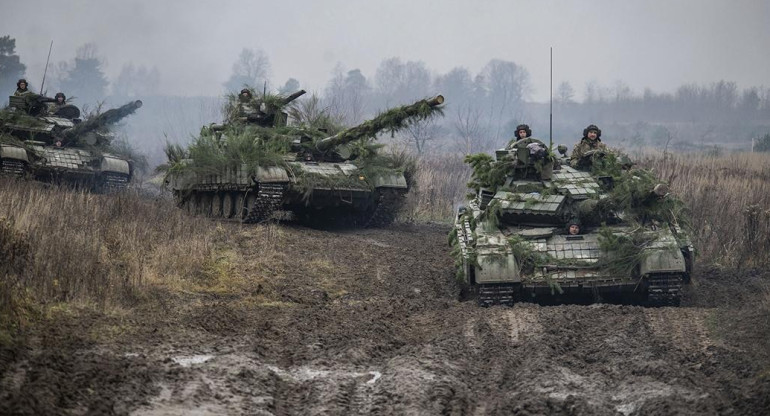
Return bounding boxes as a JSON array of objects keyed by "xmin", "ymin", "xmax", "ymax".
[
  {"xmin": 1, "ymin": 142, "xmax": 132, "ymax": 192},
  {"xmin": 167, "ymin": 160, "xmax": 407, "ymax": 226}
]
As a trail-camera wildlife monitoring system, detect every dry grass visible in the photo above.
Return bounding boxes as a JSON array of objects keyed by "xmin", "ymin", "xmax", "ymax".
[
  {"xmin": 0, "ymin": 179, "xmax": 219, "ymax": 333},
  {"xmin": 638, "ymin": 152, "xmax": 770, "ymax": 267},
  {"xmin": 403, "ymin": 154, "xmax": 470, "ymax": 222}
]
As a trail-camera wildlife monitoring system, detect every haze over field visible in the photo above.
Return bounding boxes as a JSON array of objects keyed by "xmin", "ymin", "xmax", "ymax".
[{"xmin": 2, "ymin": 0, "xmax": 769, "ymax": 101}]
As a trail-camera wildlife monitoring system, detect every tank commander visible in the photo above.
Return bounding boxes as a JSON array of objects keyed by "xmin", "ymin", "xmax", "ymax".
[
  {"xmin": 235, "ymin": 88, "xmax": 260, "ymax": 121},
  {"xmin": 46, "ymin": 92, "xmax": 67, "ymax": 113},
  {"xmin": 570, "ymin": 124, "xmax": 607, "ymax": 169},
  {"xmin": 14, "ymin": 79, "xmax": 31, "ymax": 96},
  {"xmin": 506, "ymin": 124, "xmax": 548, "ymax": 151}
]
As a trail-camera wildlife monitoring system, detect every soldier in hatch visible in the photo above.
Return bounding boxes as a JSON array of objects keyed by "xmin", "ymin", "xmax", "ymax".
[
  {"xmin": 47, "ymin": 92, "xmax": 67, "ymax": 113},
  {"xmin": 507, "ymin": 123, "xmax": 548, "ymax": 159},
  {"xmin": 570, "ymin": 124, "xmax": 607, "ymax": 169},
  {"xmin": 234, "ymin": 88, "xmax": 260, "ymax": 121},
  {"xmin": 506, "ymin": 124, "xmax": 540, "ymax": 149},
  {"xmin": 14, "ymin": 79, "xmax": 31, "ymax": 96}
]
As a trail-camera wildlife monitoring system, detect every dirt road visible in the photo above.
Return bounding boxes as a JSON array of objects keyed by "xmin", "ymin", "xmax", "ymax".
[{"xmin": 1, "ymin": 223, "xmax": 768, "ymax": 415}]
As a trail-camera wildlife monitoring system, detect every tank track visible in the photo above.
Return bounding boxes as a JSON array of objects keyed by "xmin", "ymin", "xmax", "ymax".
[
  {"xmin": 100, "ymin": 172, "xmax": 130, "ymax": 193},
  {"xmin": 478, "ymin": 284, "xmax": 517, "ymax": 307},
  {"xmin": 363, "ymin": 189, "xmax": 404, "ymax": 228},
  {"xmin": 647, "ymin": 273, "xmax": 683, "ymax": 306},
  {"xmin": 0, "ymin": 159, "xmax": 27, "ymax": 177},
  {"xmin": 243, "ymin": 183, "xmax": 286, "ymax": 224}
]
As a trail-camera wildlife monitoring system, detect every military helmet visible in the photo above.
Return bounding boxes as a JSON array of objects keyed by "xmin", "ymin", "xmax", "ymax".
[
  {"xmin": 583, "ymin": 124, "xmax": 602, "ymax": 138},
  {"xmin": 55, "ymin": 92, "xmax": 66, "ymax": 102},
  {"xmin": 17, "ymin": 78, "xmax": 28, "ymax": 89},
  {"xmin": 515, "ymin": 124, "xmax": 532, "ymax": 138},
  {"xmin": 240, "ymin": 88, "xmax": 251, "ymax": 96}
]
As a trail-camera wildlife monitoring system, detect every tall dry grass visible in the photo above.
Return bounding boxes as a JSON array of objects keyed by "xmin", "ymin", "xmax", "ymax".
[
  {"xmin": 639, "ymin": 152, "xmax": 770, "ymax": 267},
  {"xmin": 0, "ymin": 179, "xmax": 218, "ymax": 330},
  {"xmin": 403, "ymin": 154, "xmax": 470, "ymax": 222}
]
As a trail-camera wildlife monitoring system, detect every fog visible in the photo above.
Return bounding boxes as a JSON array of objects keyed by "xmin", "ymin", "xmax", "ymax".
[
  {"xmin": 3, "ymin": 0, "xmax": 768, "ymax": 100},
  {"xmin": 2, "ymin": 0, "xmax": 770, "ymax": 168}
]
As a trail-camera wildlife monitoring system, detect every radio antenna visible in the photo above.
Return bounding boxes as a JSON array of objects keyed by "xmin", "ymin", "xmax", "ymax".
[
  {"xmin": 40, "ymin": 40, "xmax": 53, "ymax": 94},
  {"xmin": 549, "ymin": 47, "xmax": 553, "ymax": 149}
]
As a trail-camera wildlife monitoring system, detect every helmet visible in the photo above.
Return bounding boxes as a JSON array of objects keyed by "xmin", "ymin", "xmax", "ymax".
[
  {"xmin": 583, "ymin": 124, "xmax": 601, "ymax": 138},
  {"xmin": 515, "ymin": 124, "xmax": 532, "ymax": 138},
  {"xmin": 55, "ymin": 92, "xmax": 66, "ymax": 102},
  {"xmin": 17, "ymin": 78, "xmax": 28, "ymax": 89},
  {"xmin": 240, "ymin": 88, "xmax": 251, "ymax": 96}
]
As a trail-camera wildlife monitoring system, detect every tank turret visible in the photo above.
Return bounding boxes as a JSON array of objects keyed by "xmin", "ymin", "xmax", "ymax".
[
  {"xmin": 60, "ymin": 100, "xmax": 142, "ymax": 144},
  {"xmin": 315, "ymin": 95, "xmax": 444, "ymax": 152}
]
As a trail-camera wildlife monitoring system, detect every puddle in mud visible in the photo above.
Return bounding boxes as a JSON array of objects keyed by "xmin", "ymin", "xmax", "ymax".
[
  {"xmin": 267, "ymin": 364, "xmax": 383, "ymax": 385},
  {"xmin": 367, "ymin": 371, "xmax": 382, "ymax": 384},
  {"xmin": 171, "ymin": 354, "xmax": 215, "ymax": 367}
]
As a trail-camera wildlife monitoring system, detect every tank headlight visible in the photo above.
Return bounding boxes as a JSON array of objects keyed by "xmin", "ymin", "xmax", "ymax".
[{"xmin": 359, "ymin": 175, "xmax": 365, "ymax": 181}]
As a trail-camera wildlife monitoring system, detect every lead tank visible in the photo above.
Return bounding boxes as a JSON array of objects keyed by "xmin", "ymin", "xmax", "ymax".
[
  {"xmin": 452, "ymin": 138, "xmax": 694, "ymax": 306},
  {"xmin": 164, "ymin": 90, "xmax": 444, "ymax": 226},
  {"xmin": 0, "ymin": 94, "xmax": 143, "ymax": 191}
]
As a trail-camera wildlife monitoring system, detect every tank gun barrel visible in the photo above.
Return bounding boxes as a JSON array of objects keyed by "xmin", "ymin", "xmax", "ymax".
[
  {"xmin": 278, "ymin": 89, "xmax": 306, "ymax": 106},
  {"xmin": 316, "ymin": 94, "xmax": 444, "ymax": 151},
  {"xmin": 62, "ymin": 100, "xmax": 142, "ymax": 141}
]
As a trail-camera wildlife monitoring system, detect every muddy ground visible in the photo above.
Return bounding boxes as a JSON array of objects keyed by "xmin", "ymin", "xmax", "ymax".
[{"xmin": 1, "ymin": 222, "xmax": 769, "ymax": 415}]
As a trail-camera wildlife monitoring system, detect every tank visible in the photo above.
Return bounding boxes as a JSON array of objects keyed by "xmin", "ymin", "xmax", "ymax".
[
  {"xmin": 452, "ymin": 138, "xmax": 694, "ymax": 306},
  {"xmin": 163, "ymin": 90, "xmax": 444, "ymax": 226},
  {"xmin": 0, "ymin": 93, "xmax": 143, "ymax": 191}
]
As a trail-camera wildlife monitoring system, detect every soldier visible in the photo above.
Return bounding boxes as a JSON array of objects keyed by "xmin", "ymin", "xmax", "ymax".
[
  {"xmin": 570, "ymin": 124, "xmax": 607, "ymax": 168},
  {"xmin": 567, "ymin": 219, "xmax": 581, "ymax": 236},
  {"xmin": 14, "ymin": 79, "xmax": 31, "ymax": 96},
  {"xmin": 234, "ymin": 88, "xmax": 260, "ymax": 121},
  {"xmin": 54, "ymin": 92, "xmax": 66, "ymax": 106},
  {"xmin": 506, "ymin": 124, "xmax": 543, "ymax": 149},
  {"xmin": 46, "ymin": 92, "xmax": 67, "ymax": 116}
]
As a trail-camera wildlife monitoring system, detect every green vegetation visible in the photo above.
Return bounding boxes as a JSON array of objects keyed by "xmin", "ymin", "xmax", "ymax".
[{"xmin": 595, "ymin": 224, "xmax": 655, "ymax": 277}]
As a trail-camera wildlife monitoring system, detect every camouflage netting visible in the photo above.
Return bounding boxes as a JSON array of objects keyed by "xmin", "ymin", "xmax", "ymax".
[{"xmin": 162, "ymin": 90, "xmax": 441, "ymax": 187}]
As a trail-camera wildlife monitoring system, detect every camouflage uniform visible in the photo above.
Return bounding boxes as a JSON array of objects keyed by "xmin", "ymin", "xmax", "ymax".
[{"xmin": 570, "ymin": 124, "xmax": 606, "ymax": 168}]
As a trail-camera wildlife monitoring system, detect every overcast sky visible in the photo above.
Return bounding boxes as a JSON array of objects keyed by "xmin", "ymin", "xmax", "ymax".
[{"xmin": 2, "ymin": 0, "xmax": 768, "ymax": 101}]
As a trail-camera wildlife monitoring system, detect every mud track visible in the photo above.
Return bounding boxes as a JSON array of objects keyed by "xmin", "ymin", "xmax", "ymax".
[{"xmin": 2, "ymin": 223, "xmax": 769, "ymax": 415}]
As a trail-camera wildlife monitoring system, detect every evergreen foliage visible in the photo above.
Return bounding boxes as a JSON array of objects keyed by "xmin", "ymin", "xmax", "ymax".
[{"xmin": 596, "ymin": 224, "xmax": 655, "ymax": 277}]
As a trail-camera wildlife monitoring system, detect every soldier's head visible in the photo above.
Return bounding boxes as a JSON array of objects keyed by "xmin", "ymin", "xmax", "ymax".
[
  {"xmin": 583, "ymin": 124, "xmax": 601, "ymax": 140},
  {"xmin": 240, "ymin": 88, "xmax": 252, "ymax": 100},
  {"xmin": 516, "ymin": 124, "xmax": 532, "ymax": 139},
  {"xmin": 17, "ymin": 79, "xmax": 28, "ymax": 91},
  {"xmin": 55, "ymin": 92, "xmax": 66, "ymax": 104},
  {"xmin": 567, "ymin": 219, "xmax": 581, "ymax": 235}
]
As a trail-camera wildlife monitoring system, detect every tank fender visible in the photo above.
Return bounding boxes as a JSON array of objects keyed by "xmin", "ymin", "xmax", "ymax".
[
  {"xmin": 371, "ymin": 173, "xmax": 408, "ymax": 189},
  {"xmin": 474, "ymin": 231, "xmax": 521, "ymax": 284},
  {"xmin": 640, "ymin": 247, "xmax": 687, "ymax": 275},
  {"xmin": 0, "ymin": 144, "xmax": 30, "ymax": 162},
  {"xmin": 255, "ymin": 166, "xmax": 289, "ymax": 183},
  {"xmin": 475, "ymin": 252, "xmax": 521, "ymax": 284},
  {"xmin": 100, "ymin": 156, "xmax": 130, "ymax": 174}
]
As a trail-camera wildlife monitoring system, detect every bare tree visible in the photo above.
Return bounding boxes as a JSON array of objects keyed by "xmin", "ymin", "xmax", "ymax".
[
  {"xmin": 555, "ymin": 81, "xmax": 575, "ymax": 104},
  {"xmin": 223, "ymin": 48, "xmax": 271, "ymax": 93},
  {"xmin": 401, "ymin": 119, "xmax": 442, "ymax": 154},
  {"xmin": 453, "ymin": 104, "xmax": 486, "ymax": 154}
]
